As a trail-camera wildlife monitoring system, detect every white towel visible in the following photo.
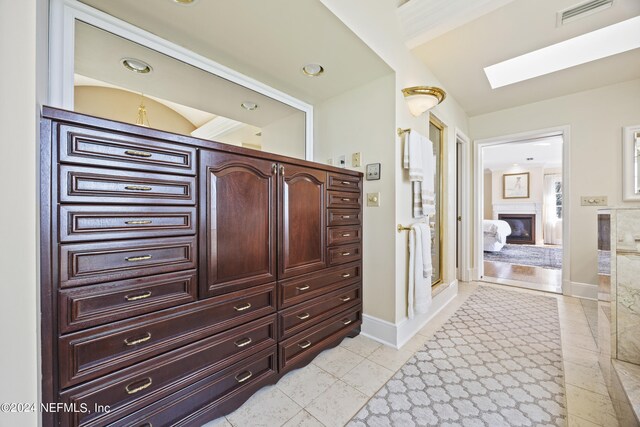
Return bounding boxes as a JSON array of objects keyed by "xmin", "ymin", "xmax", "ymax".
[
  {"xmin": 403, "ymin": 130, "xmax": 436, "ymax": 218},
  {"xmin": 408, "ymin": 223, "xmax": 433, "ymax": 319}
]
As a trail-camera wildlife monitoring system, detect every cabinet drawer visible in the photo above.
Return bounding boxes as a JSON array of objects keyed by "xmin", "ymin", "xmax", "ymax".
[
  {"xmin": 279, "ymin": 283, "xmax": 361, "ymax": 339},
  {"xmin": 279, "ymin": 307, "xmax": 361, "ymax": 373},
  {"xmin": 327, "ymin": 173, "xmax": 361, "ymax": 193},
  {"xmin": 60, "ymin": 236, "xmax": 197, "ymax": 288},
  {"xmin": 279, "ymin": 262, "xmax": 361, "ymax": 308},
  {"xmin": 108, "ymin": 348, "xmax": 277, "ymax": 427},
  {"xmin": 59, "ymin": 316, "xmax": 276, "ymax": 427},
  {"xmin": 327, "ymin": 209, "xmax": 362, "ymax": 226},
  {"xmin": 59, "ymin": 270, "xmax": 198, "ymax": 334},
  {"xmin": 328, "ymin": 243, "xmax": 362, "ymax": 266},
  {"xmin": 58, "ymin": 123, "xmax": 196, "ymax": 175},
  {"xmin": 59, "ymin": 165, "xmax": 196, "ymax": 205},
  {"xmin": 59, "ymin": 205, "xmax": 196, "ymax": 242},
  {"xmin": 327, "ymin": 191, "xmax": 361, "ymax": 209},
  {"xmin": 59, "ymin": 282, "xmax": 276, "ymax": 388},
  {"xmin": 327, "ymin": 226, "xmax": 361, "ymax": 246}
]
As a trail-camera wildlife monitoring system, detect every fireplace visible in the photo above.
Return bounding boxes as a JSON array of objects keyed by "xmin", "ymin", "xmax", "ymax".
[{"xmin": 499, "ymin": 214, "xmax": 536, "ymax": 245}]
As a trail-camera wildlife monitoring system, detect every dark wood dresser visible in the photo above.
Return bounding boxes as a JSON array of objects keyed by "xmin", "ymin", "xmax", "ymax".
[{"xmin": 40, "ymin": 107, "xmax": 363, "ymax": 426}]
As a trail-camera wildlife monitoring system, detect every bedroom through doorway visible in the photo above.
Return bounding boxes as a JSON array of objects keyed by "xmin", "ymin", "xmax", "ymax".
[{"xmin": 480, "ymin": 135, "xmax": 564, "ymax": 294}]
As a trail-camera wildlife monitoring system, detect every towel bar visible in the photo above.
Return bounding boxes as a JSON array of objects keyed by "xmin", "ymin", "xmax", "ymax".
[
  {"xmin": 397, "ymin": 127, "xmax": 410, "ymax": 136},
  {"xmin": 397, "ymin": 222, "xmax": 435, "ymax": 233}
]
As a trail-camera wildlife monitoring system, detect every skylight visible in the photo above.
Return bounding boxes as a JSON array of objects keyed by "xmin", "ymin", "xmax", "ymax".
[{"xmin": 484, "ymin": 15, "xmax": 640, "ymax": 89}]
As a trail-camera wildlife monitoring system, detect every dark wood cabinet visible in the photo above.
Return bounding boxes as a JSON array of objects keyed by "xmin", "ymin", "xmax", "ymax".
[
  {"xmin": 40, "ymin": 107, "xmax": 362, "ymax": 427},
  {"xmin": 279, "ymin": 163, "xmax": 327, "ymax": 279},
  {"xmin": 200, "ymin": 151, "xmax": 278, "ymax": 297}
]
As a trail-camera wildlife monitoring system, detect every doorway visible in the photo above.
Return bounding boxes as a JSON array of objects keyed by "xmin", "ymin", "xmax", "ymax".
[{"xmin": 474, "ymin": 127, "xmax": 570, "ymax": 294}]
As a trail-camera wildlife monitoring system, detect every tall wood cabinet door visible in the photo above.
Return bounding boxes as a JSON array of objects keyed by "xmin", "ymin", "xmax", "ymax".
[
  {"xmin": 200, "ymin": 151, "xmax": 277, "ymax": 297},
  {"xmin": 278, "ymin": 163, "xmax": 327, "ymax": 279}
]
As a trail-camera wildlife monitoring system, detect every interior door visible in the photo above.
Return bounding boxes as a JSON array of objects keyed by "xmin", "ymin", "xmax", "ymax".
[
  {"xmin": 278, "ymin": 163, "xmax": 326, "ymax": 279},
  {"xmin": 200, "ymin": 150, "xmax": 277, "ymax": 297}
]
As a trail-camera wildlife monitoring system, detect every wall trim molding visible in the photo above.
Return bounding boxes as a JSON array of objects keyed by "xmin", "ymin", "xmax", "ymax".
[
  {"xmin": 361, "ymin": 281, "xmax": 459, "ymax": 349},
  {"xmin": 567, "ymin": 280, "xmax": 597, "ymax": 300},
  {"xmin": 48, "ymin": 0, "xmax": 315, "ymax": 160}
]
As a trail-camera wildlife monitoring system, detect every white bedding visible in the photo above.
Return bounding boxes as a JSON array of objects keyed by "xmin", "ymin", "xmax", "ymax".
[{"xmin": 483, "ymin": 220, "xmax": 512, "ymax": 252}]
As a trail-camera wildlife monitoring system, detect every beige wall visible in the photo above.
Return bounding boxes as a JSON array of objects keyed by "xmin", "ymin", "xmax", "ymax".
[
  {"xmin": 470, "ymin": 79, "xmax": 640, "ymax": 286},
  {"xmin": 0, "ymin": 0, "xmax": 40, "ymax": 425},
  {"xmin": 75, "ymin": 86, "xmax": 196, "ymax": 135},
  {"xmin": 315, "ymin": 74, "xmax": 397, "ymax": 321},
  {"xmin": 491, "ymin": 165, "xmax": 544, "ymax": 207},
  {"xmin": 261, "ymin": 111, "xmax": 306, "ymax": 160},
  {"xmin": 320, "ymin": 0, "xmax": 470, "ymax": 328},
  {"xmin": 483, "ymin": 170, "xmax": 492, "ymax": 219}
]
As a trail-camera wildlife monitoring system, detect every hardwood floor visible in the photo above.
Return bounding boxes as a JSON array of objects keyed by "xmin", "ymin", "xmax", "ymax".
[{"xmin": 483, "ymin": 260, "xmax": 562, "ymax": 293}]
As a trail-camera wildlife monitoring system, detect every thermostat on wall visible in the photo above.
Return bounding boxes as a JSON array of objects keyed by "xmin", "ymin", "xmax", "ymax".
[{"xmin": 366, "ymin": 163, "xmax": 381, "ymax": 180}]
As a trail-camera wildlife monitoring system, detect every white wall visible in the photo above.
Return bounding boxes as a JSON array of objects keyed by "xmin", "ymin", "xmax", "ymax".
[
  {"xmin": 315, "ymin": 74, "xmax": 397, "ymax": 322},
  {"xmin": 260, "ymin": 111, "xmax": 306, "ymax": 159},
  {"xmin": 0, "ymin": 0, "xmax": 41, "ymax": 425},
  {"xmin": 320, "ymin": 0, "xmax": 470, "ymax": 341},
  {"xmin": 470, "ymin": 79, "xmax": 640, "ymax": 286}
]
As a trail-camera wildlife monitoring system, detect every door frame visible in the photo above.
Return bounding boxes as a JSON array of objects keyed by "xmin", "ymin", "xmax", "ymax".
[
  {"xmin": 455, "ymin": 128, "xmax": 472, "ymax": 282},
  {"xmin": 473, "ymin": 125, "xmax": 571, "ymax": 295},
  {"xmin": 48, "ymin": 0, "xmax": 315, "ymax": 160}
]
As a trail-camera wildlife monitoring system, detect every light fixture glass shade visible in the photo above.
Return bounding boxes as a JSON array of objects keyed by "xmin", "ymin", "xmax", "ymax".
[{"xmin": 401, "ymin": 86, "xmax": 446, "ymax": 117}]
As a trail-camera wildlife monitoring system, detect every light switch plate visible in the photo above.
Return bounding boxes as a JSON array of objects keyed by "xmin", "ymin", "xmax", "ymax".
[
  {"xmin": 352, "ymin": 152, "xmax": 361, "ymax": 167},
  {"xmin": 581, "ymin": 196, "xmax": 608, "ymax": 206},
  {"xmin": 367, "ymin": 192, "xmax": 380, "ymax": 207},
  {"xmin": 366, "ymin": 163, "xmax": 381, "ymax": 180}
]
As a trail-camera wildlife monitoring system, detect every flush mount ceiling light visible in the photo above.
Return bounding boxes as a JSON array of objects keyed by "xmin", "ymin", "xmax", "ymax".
[
  {"xmin": 121, "ymin": 58, "xmax": 152, "ymax": 74},
  {"xmin": 484, "ymin": 15, "xmax": 640, "ymax": 89},
  {"xmin": 240, "ymin": 101, "xmax": 258, "ymax": 111},
  {"xmin": 171, "ymin": 0, "xmax": 198, "ymax": 4},
  {"xmin": 302, "ymin": 64, "xmax": 325, "ymax": 77},
  {"xmin": 401, "ymin": 86, "xmax": 446, "ymax": 117}
]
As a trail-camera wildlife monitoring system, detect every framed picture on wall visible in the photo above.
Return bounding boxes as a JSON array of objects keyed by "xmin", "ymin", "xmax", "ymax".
[{"xmin": 503, "ymin": 172, "xmax": 530, "ymax": 199}]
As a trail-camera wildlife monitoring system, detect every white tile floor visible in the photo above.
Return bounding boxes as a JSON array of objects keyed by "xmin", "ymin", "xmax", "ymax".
[{"xmin": 203, "ymin": 282, "xmax": 620, "ymax": 427}]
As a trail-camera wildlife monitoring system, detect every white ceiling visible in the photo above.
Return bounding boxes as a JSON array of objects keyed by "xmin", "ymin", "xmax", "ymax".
[
  {"xmin": 75, "ymin": 21, "xmax": 300, "ymax": 128},
  {"xmin": 483, "ymin": 136, "xmax": 563, "ymax": 170},
  {"xmin": 408, "ymin": 0, "xmax": 640, "ymax": 116},
  {"xmin": 77, "ymin": 0, "xmax": 392, "ymax": 105}
]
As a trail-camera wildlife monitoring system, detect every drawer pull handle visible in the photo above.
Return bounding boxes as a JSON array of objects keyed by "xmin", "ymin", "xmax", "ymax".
[
  {"xmin": 342, "ymin": 252, "xmax": 351, "ymax": 256},
  {"xmin": 296, "ymin": 312, "xmax": 311, "ymax": 320},
  {"xmin": 341, "ymin": 273, "xmax": 351, "ymax": 278},
  {"xmin": 339, "ymin": 296, "xmax": 351, "ymax": 302},
  {"xmin": 124, "ymin": 332, "xmax": 152, "ymax": 346},
  {"xmin": 342, "ymin": 319, "xmax": 353, "ymax": 326},
  {"xmin": 125, "ymin": 185, "xmax": 153, "ymax": 191},
  {"xmin": 341, "ymin": 198, "xmax": 351, "ymax": 201},
  {"xmin": 125, "ymin": 220, "xmax": 153, "ymax": 225},
  {"xmin": 234, "ymin": 337, "xmax": 252, "ymax": 348},
  {"xmin": 342, "ymin": 233, "xmax": 351, "ymax": 237},
  {"xmin": 124, "ymin": 150, "xmax": 152, "ymax": 158},
  {"xmin": 296, "ymin": 285, "xmax": 310, "ymax": 291},
  {"xmin": 298, "ymin": 340, "xmax": 312, "ymax": 349},
  {"xmin": 235, "ymin": 371, "xmax": 253, "ymax": 383},
  {"xmin": 233, "ymin": 302, "xmax": 252, "ymax": 312},
  {"xmin": 125, "ymin": 291, "xmax": 152, "ymax": 302},
  {"xmin": 341, "ymin": 181, "xmax": 351, "ymax": 185},
  {"xmin": 125, "ymin": 377, "xmax": 153, "ymax": 395},
  {"xmin": 126, "ymin": 255, "xmax": 152, "ymax": 262},
  {"xmin": 342, "ymin": 216, "xmax": 351, "ymax": 219}
]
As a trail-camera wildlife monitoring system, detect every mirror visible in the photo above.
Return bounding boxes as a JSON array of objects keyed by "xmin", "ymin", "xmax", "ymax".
[
  {"xmin": 429, "ymin": 115, "xmax": 444, "ymax": 286},
  {"xmin": 623, "ymin": 126, "xmax": 640, "ymax": 201},
  {"xmin": 74, "ymin": 21, "xmax": 306, "ymax": 159}
]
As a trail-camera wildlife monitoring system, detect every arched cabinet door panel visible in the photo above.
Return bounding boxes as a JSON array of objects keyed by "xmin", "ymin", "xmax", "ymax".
[
  {"xmin": 278, "ymin": 163, "xmax": 327, "ymax": 279},
  {"xmin": 200, "ymin": 151, "xmax": 277, "ymax": 297}
]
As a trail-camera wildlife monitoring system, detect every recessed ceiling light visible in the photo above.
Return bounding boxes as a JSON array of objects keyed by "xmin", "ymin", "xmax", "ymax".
[
  {"xmin": 171, "ymin": 0, "xmax": 198, "ymax": 4},
  {"xmin": 241, "ymin": 101, "xmax": 258, "ymax": 111},
  {"xmin": 513, "ymin": 163, "xmax": 519, "ymax": 166},
  {"xmin": 121, "ymin": 58, "xmax": 152, "ymax": 74},
  {"xmin": 484, "ymin": 15, "xmax": 640, "ymax": 89},
  {"xmin": 302, "ymin": 64, "xmax": 325, "ymax": 77}
]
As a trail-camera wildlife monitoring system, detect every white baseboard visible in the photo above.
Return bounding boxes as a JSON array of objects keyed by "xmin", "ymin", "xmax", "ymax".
[
  {"xmin": 361, "ymin": 280, "xmax": 459, "ymax": 349},
  {"xmin": 567, "ymin": 281, "xmax": 597, "ymax": 300}
]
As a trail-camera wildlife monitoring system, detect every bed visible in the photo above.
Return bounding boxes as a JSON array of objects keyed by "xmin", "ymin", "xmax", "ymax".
[{"xmin": 483, "ymin": 219, "xmax": 512, "ymax": 252}]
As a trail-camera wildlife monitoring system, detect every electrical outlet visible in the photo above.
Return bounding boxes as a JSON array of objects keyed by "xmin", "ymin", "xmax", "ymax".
[
  {"xmin": 338, "ymin": 155, "xmax": 346, "ymax": 168},
  {"xmin": 367, "ymin": 192, "xmax": 380, "ymax": 207},
  {"xmin": 581, "ymin": 196, "xmax": 608, "ymax": 206},
  {"xmin": 352, "ymin": 152, "xmax": 361, "ymax": 167}
]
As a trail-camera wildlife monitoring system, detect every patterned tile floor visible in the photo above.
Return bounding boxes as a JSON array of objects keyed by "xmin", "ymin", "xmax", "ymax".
[{"xmin": 203, "ymin": 282, "xmax": 619, "ymax": 427}]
